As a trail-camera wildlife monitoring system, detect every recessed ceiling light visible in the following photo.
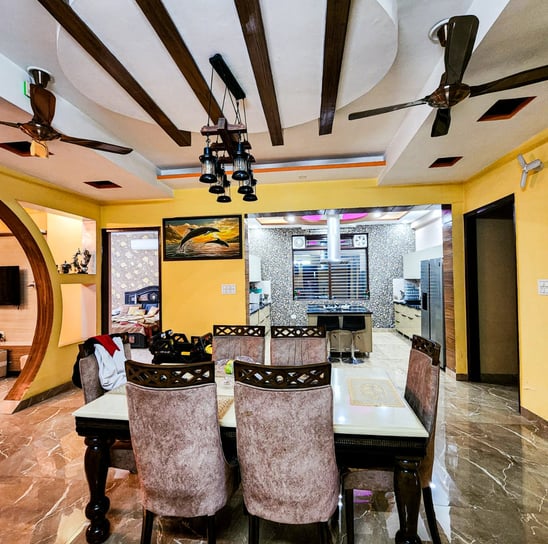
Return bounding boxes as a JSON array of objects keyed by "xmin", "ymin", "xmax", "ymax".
[
  {"xmin": 84, "ymin": 180, "xmax": 122, "ymax": 189},
  {"xmin": 429, "ymin": 156, "xmax": 462, "ymax": 168},
  {"xmin": 477, "ymin": 97, "xmax": 535, "ymax": 122}
]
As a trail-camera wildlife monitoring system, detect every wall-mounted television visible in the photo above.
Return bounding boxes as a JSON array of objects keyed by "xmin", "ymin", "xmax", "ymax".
[{"xmin": 0, "ymin": 266, "xmax": 21, "ymax": 306}]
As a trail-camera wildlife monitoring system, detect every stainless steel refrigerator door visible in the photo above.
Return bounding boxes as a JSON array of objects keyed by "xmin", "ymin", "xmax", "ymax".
[
  {"xmin": 429, "ymin": 259, "xmax": 445, "ymax": 366},
  {"xmin": 420, "ymin": 260, "xmax": 430, "ymax": 337}
]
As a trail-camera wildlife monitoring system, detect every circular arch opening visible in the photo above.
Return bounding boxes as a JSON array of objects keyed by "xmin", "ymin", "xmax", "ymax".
[{"xmin": 0, "ymin": 201, "xmax": 53, "ymax": 404}]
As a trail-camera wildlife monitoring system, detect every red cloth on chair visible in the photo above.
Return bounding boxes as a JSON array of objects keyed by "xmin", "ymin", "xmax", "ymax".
[{"xmin": 94, "ymin": 335, "xmax": 120, "ymax": 357}]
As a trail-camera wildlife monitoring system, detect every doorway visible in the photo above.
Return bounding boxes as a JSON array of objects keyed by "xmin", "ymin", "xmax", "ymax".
[
  {"xmin": 464, "ymin": 195, "xmax": 519, "ymax": 385},
  {"xmin": 101, "ymin": 228, "xmax": 161, "ymax": 346}
]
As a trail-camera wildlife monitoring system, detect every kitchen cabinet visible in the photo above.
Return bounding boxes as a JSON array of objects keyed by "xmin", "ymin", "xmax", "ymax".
[
  {"xmin": 394, "ymin": 303, "xmax": 421, "ymax": 339},
  {"xmin": 403, "ymin": 245, "xmax": 443, "ymax": 279},
  {"xmin": 249, "ymin": 254, "xmax": 262, "ymax": 282},
  {"xmin": 250, "ymin": 304, "xmax": 271, "ymax": 335}
]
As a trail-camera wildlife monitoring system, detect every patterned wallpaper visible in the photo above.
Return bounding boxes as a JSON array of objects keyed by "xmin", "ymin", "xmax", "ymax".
[
  {"xmin": 248, "ymin": 223, "xmax": 415, "ymax": 328},
  {"xmin": 110, "ymin": 231, "xmax": 159, "ymax": 310}
]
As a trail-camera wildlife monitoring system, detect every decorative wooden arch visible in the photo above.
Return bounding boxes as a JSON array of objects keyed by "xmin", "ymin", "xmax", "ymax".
[{"xmin": 0, "ymin": 201, "xmax": 54, "ymax": 402}]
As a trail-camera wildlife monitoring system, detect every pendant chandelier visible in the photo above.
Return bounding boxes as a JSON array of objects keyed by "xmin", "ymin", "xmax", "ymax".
[{"xmin": 199, "ymin": 54, "xmax": 258, "ymax": 203}]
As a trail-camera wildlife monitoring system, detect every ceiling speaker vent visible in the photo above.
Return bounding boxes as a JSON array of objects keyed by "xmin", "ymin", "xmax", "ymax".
[
  {"xmin": 84, "ymin": 180, "xmax": 121, "ymax": 189},
  {"xmin": 429, "ymin": 156, "xmax": 462, "ymax": 168},
  {"xmin": 478, "ymin": 96, "xmax": 535, "ymax": 122},
  {"xmin": 0, "ymin": 141, "xmax": 32, "ymax": 156}
]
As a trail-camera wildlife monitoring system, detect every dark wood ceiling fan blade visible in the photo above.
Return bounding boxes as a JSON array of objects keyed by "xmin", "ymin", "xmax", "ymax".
[
  {"xmin": 444, "ymin": 15, "xmax": 479, "ymax": 85},
  {"xmin": 348, "ymin": 98, "xmax": 429, "ymax": 120},
  {"xmin": 59, "ymin": 134, "xmax": 132, "ymax": 154},
  {"xmin": 469, "ymin": 65, "xmax": 548, "ymax": 97},
  {"xmin": 431, "ymin": 108, "xmax": 451, "ymax": 137},
  {"xmin": 0, "ymin": 120, "xmax": 21, "ymax": 129},
  {"xmin": 30, "ymin": 84, "xmax": 56, "ymax": 124}
]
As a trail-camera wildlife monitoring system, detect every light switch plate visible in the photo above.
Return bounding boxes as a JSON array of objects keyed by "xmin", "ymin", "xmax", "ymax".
[
  {"xmin": 538, "ymin": 279, "xmax": 548, "ymax": 295},
  {"xmin": 221, "ymin": 283, "xmax": 236, "ymax": 295}
]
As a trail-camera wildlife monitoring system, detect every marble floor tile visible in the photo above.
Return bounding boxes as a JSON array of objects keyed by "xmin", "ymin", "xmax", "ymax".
[{"xmin": 0, "ymin": 332, "xmax": 546, "ymax": 543}]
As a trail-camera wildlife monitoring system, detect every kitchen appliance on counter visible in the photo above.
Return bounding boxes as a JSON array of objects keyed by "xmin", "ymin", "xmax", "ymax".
[{"xmin": 420, "ymin": 258, "xmax": 445, "ymax": 368}]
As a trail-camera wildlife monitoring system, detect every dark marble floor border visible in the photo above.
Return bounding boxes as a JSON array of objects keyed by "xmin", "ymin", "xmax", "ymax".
[
  {"xmin": 521, "ymin": 405, "xmax": 548, "ymax": 439},
  {"xmin": 12, "ymin": 381, "xmax": 74, "ymax": 413}
]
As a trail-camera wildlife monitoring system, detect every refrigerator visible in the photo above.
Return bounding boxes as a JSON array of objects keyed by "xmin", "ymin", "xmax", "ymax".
[{"xmin": 420, "ymin": 258, "xmax": 445, "ymax": 368}]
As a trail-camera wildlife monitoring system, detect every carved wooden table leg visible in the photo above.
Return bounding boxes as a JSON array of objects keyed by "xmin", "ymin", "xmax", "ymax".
[
  {"xmin": 83, "ymin": 435, "xmax": 113, "ymax": 544},
  {"xmin": 394, "ymin": 457, "xmax": 422, "ymax": 544}
]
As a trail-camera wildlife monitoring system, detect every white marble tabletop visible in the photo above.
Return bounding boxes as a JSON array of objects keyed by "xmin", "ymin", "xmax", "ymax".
[{"xmin": 73, "ymin": 366, "xmax": 427, "ymax": 439}]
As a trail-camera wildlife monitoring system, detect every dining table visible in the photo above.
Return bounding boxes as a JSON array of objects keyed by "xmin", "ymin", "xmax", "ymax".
[{"xmin": 73, "ymin": 364, "xmax": 428, "ymax": 544}]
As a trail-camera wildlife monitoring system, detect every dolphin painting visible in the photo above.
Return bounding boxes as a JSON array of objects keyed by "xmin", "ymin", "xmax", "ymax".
[{"xmin": 177, "ymin": 226, "xmax": 220, "ymax": 253}]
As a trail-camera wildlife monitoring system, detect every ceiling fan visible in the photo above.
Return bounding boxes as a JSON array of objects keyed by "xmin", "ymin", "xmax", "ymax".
[
  {"xmin": 348, "ymin": 15, "xmax": 548, "ymax": 137},
  {"xmin": 0, "ymin": 67, "xmax": 132, "ymax": 157}
]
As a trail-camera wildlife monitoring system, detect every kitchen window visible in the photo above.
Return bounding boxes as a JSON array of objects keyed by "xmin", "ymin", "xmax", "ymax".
[{"xmin": 292, "ymin": 234, "xmax": 369, "ymax": 300}]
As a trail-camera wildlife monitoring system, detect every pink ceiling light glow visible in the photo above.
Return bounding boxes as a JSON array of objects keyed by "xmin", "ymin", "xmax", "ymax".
[{"xmin": 301, "ymin": 213, "xmax": 368, "ymax": 223}]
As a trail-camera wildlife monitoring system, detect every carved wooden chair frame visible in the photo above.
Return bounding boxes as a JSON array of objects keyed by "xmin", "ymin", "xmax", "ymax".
[{"xmin": 233, "ymin": 360, "xmax": 331, "ymax": 389}]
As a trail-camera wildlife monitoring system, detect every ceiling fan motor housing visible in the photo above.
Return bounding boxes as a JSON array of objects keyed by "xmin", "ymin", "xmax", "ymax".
[{"xmin": 27, "ymin": 67, "xmax": 52, "ymax": 88}]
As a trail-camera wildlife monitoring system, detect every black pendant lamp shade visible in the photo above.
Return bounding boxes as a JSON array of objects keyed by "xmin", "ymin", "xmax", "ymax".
[
  {"xmin": 199, "ymin": 146, "xmax": 217, "ymax": 183},
  {"xmin": 217, "ymin": 172, "xmax": 232, "ymax": 203},
  {"xmin": 209, "ymin": 165, "xmax": 226, "ymax": 194},
  {"xmin": 232, "ymin": 141, "xmax": 250, "ymax": 181}
]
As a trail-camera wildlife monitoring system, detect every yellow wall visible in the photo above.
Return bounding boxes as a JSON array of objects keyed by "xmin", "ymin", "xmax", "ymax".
[
  {"xmin": 464, "ymin": 130, "xmax": 548, "ymax": 420},
  {"xmin": 0, "ymin": 167, "xmax": 101, "ymax": 402}
]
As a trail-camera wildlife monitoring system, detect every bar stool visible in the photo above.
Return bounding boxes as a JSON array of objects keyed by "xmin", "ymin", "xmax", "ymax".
[
  {"xmin": 341, "ymin": 315, "xmax": 367, "ymax": 364},
  {"xmin": 316, "ymin": 315, "xmax": 344, "ymax": 362},
  {"xmin": 329, "ymin": 329, "xmax": 353, "ymax": 362}
]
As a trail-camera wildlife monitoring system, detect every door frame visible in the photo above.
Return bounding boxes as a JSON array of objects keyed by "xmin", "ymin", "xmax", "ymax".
[
  {"xmin": 464, "ymin": 194, "xmax": 519, "ymax": 384},
  {"xmin": 101, "ymin": 227, "xmax": 161, "ymax": 334}
]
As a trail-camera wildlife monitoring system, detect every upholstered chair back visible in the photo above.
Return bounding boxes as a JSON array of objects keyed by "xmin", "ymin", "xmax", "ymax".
[
  {"xmin": 269, "ymin": 326, "xmax": 328, "ymax": 366},
  {"xmin": 405, "ymin": 335, "xmax": 441, "ymax": 486},
  {"xmin": 342, "ymin": 334, "xmax": 442, "ymax": 544},
  {"xmin": 125, "ymin": 359, "xmax": 237, "ymax": 543},
  {"xmin": 78, "ymin": 334, "xmax": 131, "ymax": 403},
  {"xmin": 77, "ymin": 333, "xmax": 135, "ymax": 473},
  {"xmin": 212, "ymin": 325, "xmax": 266, "ymax": 363},
  {"xmin": 233, "ymin": 360, "xmax": 339, "ymax": 538}
]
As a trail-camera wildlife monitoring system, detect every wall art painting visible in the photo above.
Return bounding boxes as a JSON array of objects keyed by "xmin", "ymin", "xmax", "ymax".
[{"xmin": 163, "ymin": 215, "xmax": 242, "ymax": 261}]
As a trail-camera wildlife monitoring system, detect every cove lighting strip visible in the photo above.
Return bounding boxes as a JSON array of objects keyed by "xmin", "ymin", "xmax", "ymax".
[{"xmin": 157, "ymin": 154, "xmax": 386, "ymax": 180}]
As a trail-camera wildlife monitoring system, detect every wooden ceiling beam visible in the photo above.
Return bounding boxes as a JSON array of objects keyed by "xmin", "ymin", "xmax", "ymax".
[
  {"xmin": 319, "ymin": 0, "xmax": 351, "ymax": 136},
  {"xmin": 135, "ymin": 0, "xmax": 226, "ymax": 124},
  {"xmin": 36, "ymin": 0, "xmax": 191, "ymax": 146},
  {"xmin": 234, "ymin": 0, "xmax": 283, "ymax": 146}
]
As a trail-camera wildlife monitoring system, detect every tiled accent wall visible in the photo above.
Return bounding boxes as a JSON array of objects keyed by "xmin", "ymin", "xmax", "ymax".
[
  {"xmin": 110, "ymin": 231, "xmax": 159, "ymax": 310},
  {"xmin": 248, "ymin": 224, "xmax": 415, "ymax": 328}
]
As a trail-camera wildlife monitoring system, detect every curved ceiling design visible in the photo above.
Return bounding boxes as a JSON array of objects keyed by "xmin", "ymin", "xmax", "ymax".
[{"xmin": 57, "ymin": 0, "xmax": 398, "ymax": 133}]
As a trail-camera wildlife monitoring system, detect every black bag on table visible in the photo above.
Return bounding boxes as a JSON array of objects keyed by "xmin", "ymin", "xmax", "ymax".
[{"xmin": 149, "ymin": 329, "xmax": 212, "ymax": 364}]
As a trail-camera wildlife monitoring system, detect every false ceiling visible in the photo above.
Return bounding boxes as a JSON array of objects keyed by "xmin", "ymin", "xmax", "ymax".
[{"xmin": 0, "ymin": 0, "xmax": 546, "ymax": 203}]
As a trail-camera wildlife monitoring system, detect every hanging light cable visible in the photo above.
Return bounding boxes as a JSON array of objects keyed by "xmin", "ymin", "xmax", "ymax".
[{"xmin": 199, "ymin": 53, "xmax": 259, "ymax": 202}]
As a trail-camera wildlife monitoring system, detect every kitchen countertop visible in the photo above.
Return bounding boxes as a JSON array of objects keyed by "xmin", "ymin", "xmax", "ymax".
[
  {"xmin": 393, "ymin": 300, "xmax": 421, "ymax": 310},
  {"xmin": 307, "ymin": 304, "xmax": 372, "ymax": 314}
]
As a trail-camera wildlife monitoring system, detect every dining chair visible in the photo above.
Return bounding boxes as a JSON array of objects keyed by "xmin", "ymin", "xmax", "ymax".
[
  {"xmin": 212, "ymin": 324, "xmax": 266, "ymax": 363},
  {"xmin": 77, "ymin": 333, "xmax": 136, "ymax": 473},
  {"xmin": 269, "ymin": 325, "xmax": 328, "ymax": 365},
  {"xmin": 233, "ymin": 360, "xmax": 339, "ymax": 544},
  {"xmin": 343, "ymin": 334, "xmax": 442, "ymax": 544},
  {"xmin": 124, "ymin": 359, "xmax": 238, "ymax": 544}
]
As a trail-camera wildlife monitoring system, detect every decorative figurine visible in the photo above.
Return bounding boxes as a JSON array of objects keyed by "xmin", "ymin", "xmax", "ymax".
[{"xmin": 72, "ymin": 248, "xmax": 92, "ymax": 274}]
